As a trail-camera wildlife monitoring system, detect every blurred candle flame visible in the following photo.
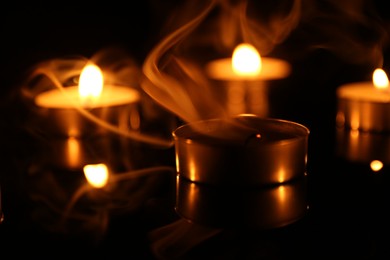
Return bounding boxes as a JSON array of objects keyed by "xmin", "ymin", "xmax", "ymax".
[
  {"xmin": 232, "ymin": 43, "xmax": 262, "ymax": 77},
  {"xmin": 84, "ymin": 163, "xmax": 109, "ymax": 188},
  {"xmin": 372, "ymin": 68, "xmax": 389, "ymax": 90},
  {"xmin": 78, "ymin": 63, "xmax": 104, "ymax": 103}
]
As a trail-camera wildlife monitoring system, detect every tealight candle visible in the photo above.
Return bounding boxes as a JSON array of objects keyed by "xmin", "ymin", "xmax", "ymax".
[
  {"xmin": 336, "ymin": 68, "xmax": 390, "ymax": 132},
  {"xmin": 173, "ymin": 114, "xmax": 309, "ymax": 228},
  {"xmin": 173, "ymin": 114, "xmax": 309, "ymax": 186},
  {"xmin": 33, "ymin": 63, "xmax": 141, "ymax": 137},
  {"xmin": 205, "ymin": 43, "xmax": 291, "ymax": 117}
]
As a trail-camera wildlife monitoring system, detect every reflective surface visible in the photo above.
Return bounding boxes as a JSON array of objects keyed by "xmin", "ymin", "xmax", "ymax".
[{"xmin": 1, "ymin": 1, "xmax": 390, "ymax": 259}]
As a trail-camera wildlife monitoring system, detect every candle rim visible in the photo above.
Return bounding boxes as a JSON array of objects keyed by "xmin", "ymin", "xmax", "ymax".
[
  {"xmin": 173, "ymin": 115, "xmax": 309, "ymax": 147},
  {"xmin": 35, "ymin": 85, "xmax": 140, "ymax": 109},
  {"xmin": 337, "ymin": 82, "xmax": 390, "ymax": 103},
  {"xmin": 205, "ymin": 57, "xmax": 291, "ymax": 81}
]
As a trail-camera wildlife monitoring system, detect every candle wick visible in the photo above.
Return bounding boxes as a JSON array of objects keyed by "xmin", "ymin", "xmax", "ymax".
[
  {"xmin": 80, "ymin": 95, "xmax": 98, "ymax": 108},
  {"xmin": 244, "ymin": 133, "xmax": 262, "ymax": 146}
]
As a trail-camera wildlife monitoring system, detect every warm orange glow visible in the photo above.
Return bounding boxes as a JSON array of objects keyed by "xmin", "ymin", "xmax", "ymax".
[
  {"xmin": 232, "ymin": 43, "xmax": 262, "ymax": 77},
  {"xmin": 370, "ymin": 160, "xmax": 383, "ymax": 172},
  {"xmin": 78, "ymin": 63, "xmax": 104, "ymax": 102},
  {"xmin": 66, "ymin": 137, "xmax": 80, "ymax": 168},
  {"xmin": 83, "ymin": 163, "xmax": 109, "ymax": 188},
  {"xmin": 372, "ymin": 68, "xmax": 389, "ymax": 89}
]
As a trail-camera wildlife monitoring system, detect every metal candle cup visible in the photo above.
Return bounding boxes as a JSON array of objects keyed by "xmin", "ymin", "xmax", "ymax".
[
  {"xmin": 33, "ymin": 86, "xmax": 141, "ymax": 137},
  {"xmin": 336, "ymin": 82, "xmax": 390, "ymax": 133},
  {"xmin": 173, "ymin": 115, "xmax": 309, "ymax": 186}
]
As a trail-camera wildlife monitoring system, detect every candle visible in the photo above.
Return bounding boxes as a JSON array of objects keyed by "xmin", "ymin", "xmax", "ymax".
[
  {"xmin": 173, "ymin": 114, "xmax": 309, "ymax": 228},
  {"xmin": 336, "ymin": 68, "xmax": 390, "ymax": 132},
  {"xmin": 173, "ymin": 114, "xmax": 309, "ymax": 186},
  {"xmin": 206, "ymin": 43, "xmax": 291, "ymax": 81},
  {"xmin": 205, "ymin": 43, "xmax": 291, "ymax": 117},
  {"xmin": 33, "ymin": 63, "xmax": 141, "ymax": 137}
]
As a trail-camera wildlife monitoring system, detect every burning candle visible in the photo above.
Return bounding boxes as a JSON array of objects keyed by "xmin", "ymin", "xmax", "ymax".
[
  {"xmin": 336, "ymin": 68, "xmax": 390, "ymax": 132},
  {"xmin": 205, "ymin": 43, "xmax": 291, "ymax": 117},
  {"xmin": 206, "ymin": 43, "xmax": 291, "ymax": 81},
  {"xmin": 33, "ymin": 62, "xmax": 141, "ymax": 137}
]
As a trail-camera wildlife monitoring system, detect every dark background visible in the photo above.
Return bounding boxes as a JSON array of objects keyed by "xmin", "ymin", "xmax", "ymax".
[{"xmin": 1, "ymin": 0, "xmax": 390, "ymax": 259}]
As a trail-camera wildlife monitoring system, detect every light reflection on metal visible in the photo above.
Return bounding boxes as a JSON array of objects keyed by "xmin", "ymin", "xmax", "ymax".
[{"xmin": 277, "ymin": 167, "xmax": 287, "ymax": 183}]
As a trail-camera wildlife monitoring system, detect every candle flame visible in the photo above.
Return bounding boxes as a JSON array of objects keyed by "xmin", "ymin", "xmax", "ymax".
[
  {"xmin": 232, "ymin": 43, "xmax": 262, "ymax": 77},
  {"xmin": 372, "ymin": 68, "xmax": 389, "ymax": 89},
  {"xmin": 78, "ymin": 63, "xmax": 104, "ymax": 102},
  {"xmin": 83, "ymin": 163, "xmax": 109, "ymax": 188}
]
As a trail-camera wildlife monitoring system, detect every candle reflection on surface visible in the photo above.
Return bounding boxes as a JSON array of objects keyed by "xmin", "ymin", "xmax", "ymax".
[
  {"xmin": 175, "ymin": 175, "xmax": 308, "ymax": 229},
  {"xmin": 336, "ymin": 127, "xmax": 390, "ymax": 166},
  {"xmin": 370, "ymin": 160, "xmax": 383, "ymax": 172},
  {"xmin": 84, "ymin": 163, "xmax": 109, "ymax": 189}
]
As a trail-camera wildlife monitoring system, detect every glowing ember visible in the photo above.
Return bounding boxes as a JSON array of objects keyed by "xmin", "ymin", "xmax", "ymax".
[
  {"xmin": 373, "ymin": 68, "xmax": 389, "ymax": 89},
  {"xmin": 83, "ymin": 163, "xmax": 109, "ymax": 188},
  {"xmin": 232, "ymin": 43, "xmax": 262, "ymax": 77},
  {"xmin": 78, "ymin": 63, "xmax": 104, "ymax": 103}
]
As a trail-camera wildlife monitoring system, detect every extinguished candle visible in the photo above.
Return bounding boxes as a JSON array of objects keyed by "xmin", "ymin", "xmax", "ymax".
[
  {"xmin": 33, "ymin": 63, "xmax": 141, "ymax": 137},
  {"xmin": 173, "ymin": 114, "xmax": 309, "ymax": 228},
  {"xmin": 205, "ymin": 43, "xmax": 291, "ymax": 117},
  {"xmin": 173, "ymin": 114, "xmax": 309, "ymax": 186},
  {"xmin": 336, "ymin": 68, "xmax": 390, "ymax": 132}
]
